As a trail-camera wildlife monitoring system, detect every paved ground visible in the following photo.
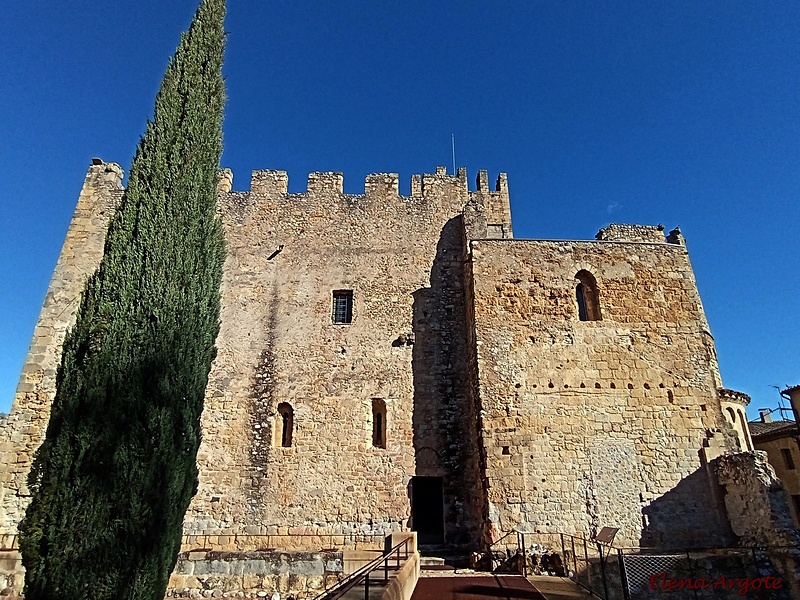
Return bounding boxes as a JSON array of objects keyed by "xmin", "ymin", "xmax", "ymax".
[
  {"xmin": 205, "ymin": 572, "xmax": 592, "ymax": 600},
  {"xmin": 412, "ymin": 574, "xmax": 547, "ymax": 600},
  {"xmin": 411, "ymin": 575, "xmax": 592, "ymax": 600},
  {"xmin": 525, "ymin": 576, "xmax": 595, "ymax": 600}
]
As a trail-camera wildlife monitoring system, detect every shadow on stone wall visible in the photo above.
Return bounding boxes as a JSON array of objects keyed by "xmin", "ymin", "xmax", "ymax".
[
  {"xmin": 640, "ymin": 461, "xmax": 735, "ymax": 549},
  {"xmin": 410, "ymin": 216, "xmax": 483, "ymax": 548},
  {"xmin": 246, "ymin": 277, "xmax": 282, "ymax": 503}
]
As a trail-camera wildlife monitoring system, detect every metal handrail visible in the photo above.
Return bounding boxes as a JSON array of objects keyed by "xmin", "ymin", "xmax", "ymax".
[
  {"xmin": 0, "ymin": 534, "xmax": 18, "ymax": 551},
  {"xmin": 612, "ymin": 543, "xmax": 800, "ymax": 552},
  {"xmin": 488, "ymin": 530, "xmax": 518, "ymax": 549},
  {"xmin": 312, "ymin": 537, "xmax": 413, "ymax": 600}
]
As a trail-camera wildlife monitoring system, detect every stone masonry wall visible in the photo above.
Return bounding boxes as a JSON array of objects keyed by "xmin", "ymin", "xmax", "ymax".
[
  {"xmin": 0, "ymin": 163, "xmax": 509, "ymax": 553},
  {"xmin": 466, "ymin": 238, "xmax": 739, "ymax": 548},
  {"xmin": 184, "ymin": 167, "xmax": 494, "ymax": 548},
  {"xmin": 167, "ymin": 550, "xmax": 344, "ymax": 599},
  {"xmin": 714, "ymin": 452, "xmax": 800, "ymax": 547},
  {"xmin": 2, "ymin": 158, "xmax": 761, "ymax": 568},
  {"xmin": 595, "ymin": 223, "xmax": 665, "ymax": 243},
  {"xmin": 0, "ymin": 161, "xmax": 123, "ymax": 531}
]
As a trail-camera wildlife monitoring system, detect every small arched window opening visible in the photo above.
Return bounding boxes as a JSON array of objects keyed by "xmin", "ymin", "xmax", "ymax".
[
  {"xmin": 575, "ymin": 270, "xmax": 602, "ymax": 321},
  {"xmin": 372, "ymin": 399, "xmax": 387, "ymax": 448},
  {"xmin": 277, "ymin": 402, "xmax": 294, "ymax": 448}
]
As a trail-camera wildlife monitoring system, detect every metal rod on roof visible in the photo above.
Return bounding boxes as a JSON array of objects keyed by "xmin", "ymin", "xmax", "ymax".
[{"xmin": 452, "ymin": 134, "xmax": 456, "ymax": 176}]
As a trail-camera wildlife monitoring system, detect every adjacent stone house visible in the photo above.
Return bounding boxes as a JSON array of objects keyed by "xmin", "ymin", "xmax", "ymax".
[{"xmin": 749, "ymin": 408, "xmax": 800, "ymax": 527}]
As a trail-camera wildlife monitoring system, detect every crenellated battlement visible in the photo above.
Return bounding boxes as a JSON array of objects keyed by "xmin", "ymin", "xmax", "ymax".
[
  {"xmin": 365, "ymin": 173, "xmax": 400, "ymax": 198},
  {"xmin": 63, "ymin": 162, "xmax": 514, "ymax": 242},
  {"xmin": 469, "ymin": 169, "xmax": 512, "ymax": 238},
  {"xmin": 250, "ymin": 169, "xmax": 288, "ymax": 195},
  {"xmin": 218, "ymin": 166, "xmax": 516, "ymax": 238},
  {"xmin": 475, "ymin": 169, "xmax": 508, "ymax": 194},
  {"xmin": 307, "ymin": 171, "xmax": 344, "ymax": 195},
  {"xmin": 243, "ymin": 166, "xmax": 490, "ymax": 198},
  {"xmin": 218, "ymin": 168, "xmax": 233, "ymax": 194}
]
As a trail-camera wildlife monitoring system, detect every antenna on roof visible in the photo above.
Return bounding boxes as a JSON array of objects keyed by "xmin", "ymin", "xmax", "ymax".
[{"xmin": 451, "ymin": 134, "xmax": 456, "ymax": 176}]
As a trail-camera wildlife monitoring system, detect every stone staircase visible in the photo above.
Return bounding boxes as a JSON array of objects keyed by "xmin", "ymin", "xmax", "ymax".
[{"xmin": 418, "ymin": 545, "xmax": 472, "ymax": 574}]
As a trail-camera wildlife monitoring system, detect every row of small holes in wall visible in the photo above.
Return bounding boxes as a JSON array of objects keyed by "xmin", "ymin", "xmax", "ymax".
[{"xmin": 524, "ymin": 382, "xmax": 667, "ymax": 390}]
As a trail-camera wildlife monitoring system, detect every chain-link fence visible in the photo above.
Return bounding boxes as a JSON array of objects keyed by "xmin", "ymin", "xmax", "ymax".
[
  {"xmin": 518, "ymin": 532, "xmax": 615, "ymax": 599},
  {"xmin": 616, "ymin": 547, "xmax": 794, "ymax": 600},
  {"xmin": 517, "ymin": 533, "xmax": 798, "ymax": 600}
]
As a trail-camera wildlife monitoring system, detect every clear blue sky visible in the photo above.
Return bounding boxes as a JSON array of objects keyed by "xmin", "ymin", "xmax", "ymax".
[{"xmin": 1, "ymin": 2, "xmax": 798, "ymax": 417}]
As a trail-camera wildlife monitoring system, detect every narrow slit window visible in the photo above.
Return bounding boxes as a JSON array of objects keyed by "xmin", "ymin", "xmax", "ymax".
[
  {"xmin": 277, "ymin": 402, "xmax": 294, "ymax": 447},
  {"xmin": 782, "ymin": 448, "xmax": 795, "ymax": 470},
  {"xmin": 576, "ymin": 284, "xmax": 588, "ymax": 321},
  {"xmin": 793, "ymin": 495, "xmax": 800, "ymax": 522},
  {"xmin": 332, "ymin": 290, "xmax": 353, "ymax": 324},
  {"xmin": 372, "ymin": 399, "xmax": 387, "ymax": 448},
  {"xmin": 374, "ymin": 413, "xmax": 383, "ymax": 446}
]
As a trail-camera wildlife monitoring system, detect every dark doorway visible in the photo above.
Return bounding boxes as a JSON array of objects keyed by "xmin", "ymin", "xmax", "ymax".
[{"xmin": 411, "ymin": 476, "xmax": 444, "ymax": 545}]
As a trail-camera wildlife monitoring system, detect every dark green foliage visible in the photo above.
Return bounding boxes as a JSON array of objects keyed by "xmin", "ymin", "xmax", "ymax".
[{"xmin": 19, "ymin": 1, "xmax": 226, "ymax": 598}]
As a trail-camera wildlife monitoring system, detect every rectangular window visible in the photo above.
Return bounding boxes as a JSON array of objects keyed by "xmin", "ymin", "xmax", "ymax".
[
  {"xmin": 781, "ymin": 448, "xmax": 795, "ymax": 470},
  {"xmin": 332, "ymin": 290, "xmax": 353, "ymax": 324}
]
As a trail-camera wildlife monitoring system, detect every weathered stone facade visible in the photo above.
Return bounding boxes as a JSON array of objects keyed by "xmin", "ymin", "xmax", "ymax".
[
  {"xmin": 1, "ymin": 160, "xmax": 761, "ymax": 564},
  {"xmin": 714, "ymin": 452, "xmax": 800, "ymax": 598},
  {"xmin": 0, "ymin": 160, "xmax": 123, "ymax": 531},
  {"xmin": 167, "ymin": 550, "xmax": 344, "ymax": 598},
  {"xmin": 466, "ymin": 236, "xmax": 742, "ymax": 546}
]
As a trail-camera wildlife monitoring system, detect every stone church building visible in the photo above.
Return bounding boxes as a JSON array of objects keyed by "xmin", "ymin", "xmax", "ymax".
[{"xmin": 0, "ymin": 160, "xmax": 774, "ymax": 559}]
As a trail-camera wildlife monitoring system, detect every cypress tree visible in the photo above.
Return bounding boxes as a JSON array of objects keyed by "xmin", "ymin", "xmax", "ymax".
[{"xmin": 19, "ymin": 1, "xmax": 226, "ymax": 598}]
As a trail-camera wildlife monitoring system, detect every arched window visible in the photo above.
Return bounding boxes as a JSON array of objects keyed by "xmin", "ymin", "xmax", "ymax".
[
  {"xmin": 575, "ymin": 270, "xmax": 602, "ymax": 321},
  {"xmin": 277, "ymin": 402, "xmax": 294, "ymax": 447},
  {"xmin": 372, "ymin": 399, "xmax": 387, "ymax": 448}
]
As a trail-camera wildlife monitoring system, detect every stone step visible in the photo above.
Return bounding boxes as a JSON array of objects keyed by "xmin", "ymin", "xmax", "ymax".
[
  {"xmin": 420, "ymin": 556, "xmax": 446, "ymax": 566},
  {"xmin": 419, "ymin": 555, "xmax": 471, "ymax": 570}
]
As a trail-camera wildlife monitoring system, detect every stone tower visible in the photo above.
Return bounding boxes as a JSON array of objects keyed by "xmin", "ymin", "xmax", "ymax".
[
  {"xmin": 1, "ymin": 161, "xmax": 747, "ymax": 555},
  {"xmin": 0, "ymin": 160, "xmax": 123, "ymax": 531}
]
